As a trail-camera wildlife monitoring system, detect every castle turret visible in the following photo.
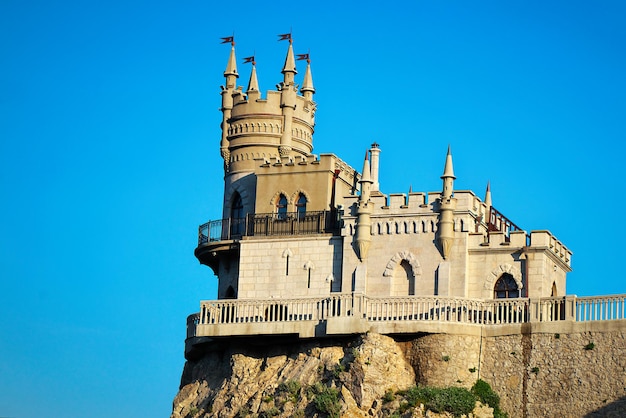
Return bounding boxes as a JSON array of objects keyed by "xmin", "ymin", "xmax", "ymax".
[
  {"xmin": 279, "ymin": 40, "xmax": 297, "ymax": 158},
  {"xmin": 220, "ymin": 42, "xmax": 239, "ymax": 167},
  {"xmin": 300, "ymin": 56, "xmax": 315, "ymax": 101},
  {"xmin": 354, "ymin": 152, "xmax": 374, "ymax": 261},
  {"xmin": 220, "ymin": 39, "xmax": 315, "ymax": 175},
  {"xmin": 437, "ymin": 146, "xmax": 457, "ymax": 259},
  {"xmin": 246, "ymin": 61, "xmax": 259, "ymax": 95}
]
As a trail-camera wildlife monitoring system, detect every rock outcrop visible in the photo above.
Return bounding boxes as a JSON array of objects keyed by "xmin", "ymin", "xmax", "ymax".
[{"xmin": 171, "ymin": 333, "xmax": 493, "ymax": 418}]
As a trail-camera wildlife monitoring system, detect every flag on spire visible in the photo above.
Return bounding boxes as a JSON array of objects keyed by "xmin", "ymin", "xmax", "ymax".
[
  {"xmin": 278, "ymin": 32, "xmax": 292, "ymax": 42},
  {"xmin": 220, "ymin": 36, "xmax": 234, "ymax": 45},
  {"xmin": 243, "ymin": 56, "xmax": 255, "ymax": 64},
  {"xmin": 296, "ymin": 53, "xmax": 310, "ymax": 62}
]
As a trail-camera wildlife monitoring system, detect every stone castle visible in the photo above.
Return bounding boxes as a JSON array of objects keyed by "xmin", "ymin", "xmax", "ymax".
[
  {"xmin": 188, "ymin": 37, "xmax": 574, "ymax": 345},
  {"xmin": 173, "ymin": 37, "xmax": 626, "ymax": 418}
]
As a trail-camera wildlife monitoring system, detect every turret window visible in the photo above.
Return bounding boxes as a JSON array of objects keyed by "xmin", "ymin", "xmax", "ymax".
[
  {"xmin": 231, "ymin": 193, "xmax": 244, "ymax": 236},
  {"xmin": 494, "ymin": 273, "xmax": 519, "ymax": 299}
]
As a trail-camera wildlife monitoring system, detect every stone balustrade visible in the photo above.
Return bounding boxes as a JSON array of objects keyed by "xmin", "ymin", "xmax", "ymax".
[{"xmin": 186, "ymin": 294, "xmax": 626, "ymax": 340}]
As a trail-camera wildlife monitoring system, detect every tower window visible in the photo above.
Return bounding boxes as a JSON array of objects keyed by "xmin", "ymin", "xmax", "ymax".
[
  {"xmin": 230, "ymin": 193, "xmax": 244, "ymax": 236},
  {"xmin": 276, "ymin": 194, "xmax": 288, "ymax": 220},
  {"xmin": 494, "ymin": 273, "xmax": 519, "ymax": 299},
  {"xmin": 296, "ymin": 193, "xmax": 307, "ymax": 219}
]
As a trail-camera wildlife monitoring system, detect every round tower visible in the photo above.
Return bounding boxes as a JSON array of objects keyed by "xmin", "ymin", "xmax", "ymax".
[{"xmin": 219, "ymin": 40, "xmax": 316, "ymax": 175}]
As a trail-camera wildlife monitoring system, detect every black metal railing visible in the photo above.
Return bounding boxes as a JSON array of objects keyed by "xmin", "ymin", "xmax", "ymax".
[
  {"xmin": 487, "ymin": 206, "xmax": 529, "ymax": 244},
  {"xmin": 198, "ymin": 210, "xmax": 340, "ymax": 244}
]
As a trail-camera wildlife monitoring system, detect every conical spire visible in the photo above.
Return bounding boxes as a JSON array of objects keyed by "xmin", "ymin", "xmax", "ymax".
[
  {"xmin": 441, "ymin": 145, "xmax": 456, "ymax": 179},
  {"xmin": 247, "ymin": 64, "xmax": 259, "ymax": 93},
  {"xmin": 361, "ymin": 151, "xmax": 371, "ymax": 182},
  {"xmin": 485, "ymin": 181, "xmax": 492, "ymax": 207},
  {"xmin": 282, "ymin": 41, "xmax": 297, "ymax": 76},
  {"xmin": 224, "ymin": 45, "xmax": 238, "ymax": 79},
  {"xmin": 301, "ymin": 60, "xmax": 315, "ymax": 98}
]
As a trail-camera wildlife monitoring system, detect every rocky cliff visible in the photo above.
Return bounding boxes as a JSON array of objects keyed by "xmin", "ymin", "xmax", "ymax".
[
  {"xmin": 171, "ymin": 333, "xmax": 495, "ymax": 418},
  {"xmin": 172, "ymin": 324, "xmax": 626, "ymax": 417}
]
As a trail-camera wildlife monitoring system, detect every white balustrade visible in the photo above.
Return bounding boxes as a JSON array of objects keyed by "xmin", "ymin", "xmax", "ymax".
[{"xmin": 189, "ymin": 294, "xmax": 626, "ymax": 338}]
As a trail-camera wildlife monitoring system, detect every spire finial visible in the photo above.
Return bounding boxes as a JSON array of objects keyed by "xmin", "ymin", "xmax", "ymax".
[
  {"xmin": 485, "ymin": 181, "xmax": 492, "ymax": 208},
  {"xmin": 441, "ymin": 145, "xmax": 456, "ymax": 179},
  {"xmin": 298, "ymin": 52, "xmax": 315, "ymax": 97},
  {"xmin": 222, "ymin": 36, "xmax": 238, "ymax": 80}
]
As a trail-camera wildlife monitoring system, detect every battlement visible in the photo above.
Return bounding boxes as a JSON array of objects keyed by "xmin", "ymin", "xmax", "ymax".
[{"xmin": 231, "ymin": 90, "xmax": 315, "ymax": 126}]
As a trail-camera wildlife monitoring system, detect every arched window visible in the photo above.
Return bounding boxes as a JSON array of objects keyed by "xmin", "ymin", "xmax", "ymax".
[
  {"xmin": 230, "ymin": 193, "xmax": 244, "ymax": 236},
  {"xmin": 296, "ymin": 193, "xmax": 307, "ymax": 219},
  {"xmin": 276, "ymin": 194, "xmax": 288, "ymax": 220},
  {"xmin": 494, "ymin": 273, "xmax": 519, "ymax": 299}
]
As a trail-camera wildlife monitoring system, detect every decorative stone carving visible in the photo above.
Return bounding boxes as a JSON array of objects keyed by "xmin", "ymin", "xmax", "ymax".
[
  {"xmin": 484, "ymin": 264, "xmax": 523, "ymax": 290},
  {"xmin": 383, "ymin": 251, "xmax": 422, "ymax": 277}
]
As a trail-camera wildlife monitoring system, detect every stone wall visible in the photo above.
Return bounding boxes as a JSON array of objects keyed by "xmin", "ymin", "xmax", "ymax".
[
  {"xmin": 480, "ymin": 325, "xmax": 626, "ymax": 417},
  {"xmin": 403, "ymin": 321, "xmax": 626, "ymax": 417}
]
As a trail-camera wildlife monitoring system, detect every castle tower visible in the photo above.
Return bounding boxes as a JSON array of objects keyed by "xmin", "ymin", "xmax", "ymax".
[
  {"xmin": 219, "ymin": 42, "xmax": 238, "ymax": 167},
  {"xmin": 437, "ymin": 146, "xmax": 457, "ymax": 259},
  {"xmin": 219, "ymin": 40, "xmax": 316, "ymax": 175},
  {"xmin": 218, "ymin": 39, "xmax": 318, "ymax": 221}
]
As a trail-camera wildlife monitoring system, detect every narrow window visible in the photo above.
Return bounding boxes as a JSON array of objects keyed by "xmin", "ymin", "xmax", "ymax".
[
  {"xmin": 276, "ymin": 194, "xmax": 288, "ymax": 220},
  {"xmin": 296, "ymin": 193, "xmax": 307, "ymax": 219},
  {"xmin": 307, "ymin": 268, "xmax": 311, "ymax": 288},
  {"xmin": 285, "ymin": 255, "xmax": 289, "ymax": 276},
  {"xmin": 230, "ymin": 193, "xmax": 244, "ymax": 236}
]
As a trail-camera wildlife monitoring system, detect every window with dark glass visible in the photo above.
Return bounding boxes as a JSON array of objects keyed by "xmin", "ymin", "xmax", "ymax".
[
  {"xmin": 276, "ymin": 194, "xmax": 288, "ymax": 220},
  {"xmin": 296, "ymin": 193, "xmax": 307, "ymax": 219},
  {"xmin": 494, "ymin": 273, "xmax": 519, "ymax": 299},
  {"xmin": 230, "ymin": 193, "xmax": 244, "ymax": 235}
]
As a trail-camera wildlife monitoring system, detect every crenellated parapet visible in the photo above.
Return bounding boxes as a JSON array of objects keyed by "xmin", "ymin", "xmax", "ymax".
[{"xmin": 220, "ymin": 39, "xmax": 317, "ymax": 174}]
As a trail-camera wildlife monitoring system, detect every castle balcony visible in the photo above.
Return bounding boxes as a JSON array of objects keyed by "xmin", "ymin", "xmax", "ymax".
[
  {"xmin": 185, "ymin": 293, "xmax": 626, "ymax": 358},
  {"xmin": 195, "ymin": 210, "xmax": 341, "ymax": 271}
]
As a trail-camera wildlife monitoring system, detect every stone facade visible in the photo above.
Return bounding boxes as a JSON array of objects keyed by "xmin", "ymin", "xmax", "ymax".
[{"xmin": 195, "ymin": 40, "xmax": 572, "ymax": 309}]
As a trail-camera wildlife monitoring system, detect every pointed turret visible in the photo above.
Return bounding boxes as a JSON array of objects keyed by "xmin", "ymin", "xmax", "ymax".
[
  {"xmin": 354, "ymin": 151, "xmax": 374, "ymax": 261},
  {"xmin": 279, "ymin": 39, "xmax": 298, "ymax": 158},
  {"xmin": 300, "ymin": 59, "xmax": 315, "ymax": 100},
  {"xmin": 441, "ymin": 145, "xmax": 456, "ymax": 198},
  {"xmin": 484, "ymin": 181, "xmax": 492, "ymax": 209},
  {"xmin": 246, "ymin": 63, "xmax": 259, "ymax": 93},
  {"xmin": 437, "ymin": 146, "xmax": 457, "ymax": 259},
  {"xmin": 220, "ymin": 43, "xmax": 239, "ymax": 170},
  {"xmin": 281, "ymin": 40, "xmax": 297, "ymax": 85},
  {"xmin": 223, "ymin": 45, "xmax": 238, "ymax": 89}
]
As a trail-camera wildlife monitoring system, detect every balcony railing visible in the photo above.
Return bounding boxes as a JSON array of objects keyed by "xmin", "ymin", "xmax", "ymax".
[
  {"xmin": 198, "ymin": 210, "xmax": 340, "ymax": 244},
  {"xmin": 186, "ymin": 294, "xmax": 626, "ymax": 338}
]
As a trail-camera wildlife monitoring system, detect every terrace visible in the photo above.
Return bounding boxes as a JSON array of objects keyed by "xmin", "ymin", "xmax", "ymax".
[{"xmin": 186, "ymin": 293, "xmax": 626, "ymax": 348}]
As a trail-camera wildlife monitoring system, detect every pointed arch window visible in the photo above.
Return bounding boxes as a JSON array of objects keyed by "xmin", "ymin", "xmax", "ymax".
[
  {"xmin": 276, "ymin": 194, "xmax": 288, "ymax": 220},
  {"xmin": 296, "ymin": 193, "xmax": 307, "ymax": 219},
  {"xmin": 494, "ymin": 273, "xmax": 519, "ymax": 299}
]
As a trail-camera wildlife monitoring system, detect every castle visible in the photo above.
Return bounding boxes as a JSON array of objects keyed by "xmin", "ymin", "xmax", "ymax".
[
  {"xmin": 172, "ymin": 38, "xmax": 626, "ymax": 418},
  {"xmin": 186, "ymin": 38, "xmax": 574, "ymax": 350}
]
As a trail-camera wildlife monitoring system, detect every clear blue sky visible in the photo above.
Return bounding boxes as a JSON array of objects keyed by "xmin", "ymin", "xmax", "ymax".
[{"xmin": 1, "ymin": 1, "xmax": 625, "ymax": 417}]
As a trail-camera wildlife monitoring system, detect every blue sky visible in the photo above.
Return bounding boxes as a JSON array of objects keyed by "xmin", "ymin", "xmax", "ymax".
[{"xmin": 1, "ymin": 1, "xmax": 625, "ymax": 417}]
